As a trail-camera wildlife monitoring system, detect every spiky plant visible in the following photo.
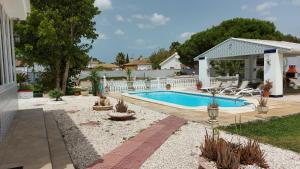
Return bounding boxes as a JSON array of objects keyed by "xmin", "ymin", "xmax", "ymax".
[
  {"xmin": 200, "ymin": 130, "xmax": 218, "ymax": 161},
  {"xmin": 115, "ymin": 100, "xmax": 128, "ymax": 113},
  {"xmin": 216, "ymin": 139, "xmax": 240, "ymax": 169},
  {"xmin": 240, "ymin": 140, "xmax": 269, "ymax": 168}
]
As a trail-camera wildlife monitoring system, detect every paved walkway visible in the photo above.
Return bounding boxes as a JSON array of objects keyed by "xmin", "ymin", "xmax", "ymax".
[
  {"xmin": 0, "ymin": 109, "xmax": 74, "ymax": 169},
  {"xmin": 87, "ymin": 116, "xmax": 187, "ymax": 169}
]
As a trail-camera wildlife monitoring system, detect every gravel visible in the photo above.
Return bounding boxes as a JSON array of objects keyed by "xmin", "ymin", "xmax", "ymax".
[{"xmin": 18, "ymin": 96, "xmax": 300, "ymax": 169}]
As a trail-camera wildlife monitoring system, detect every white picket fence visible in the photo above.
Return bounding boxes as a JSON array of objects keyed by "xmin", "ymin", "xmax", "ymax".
[{"xmin": 106, "ymin": 77, "xmax": 198, "ymax": 92}]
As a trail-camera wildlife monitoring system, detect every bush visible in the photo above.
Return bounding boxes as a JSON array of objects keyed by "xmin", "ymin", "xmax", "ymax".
[
  {"xmin": 216, "ymin": 139, "xmax": 240, "ymax": 169},
  {"xmin": 18, "ymin": 84, "xmax": 33, "ymax": 91},
  {"xmin": 240, "ymin": 140, "xmax": 269, "ymax": 168},
  {"xmin": 49, "ymin": 89, "xmax": 63, "ymax": 101},
  {"xmin": 115, "ymin": 100, "xmax": 128, "ymax": 113},
  {"xmin": 200, "ymin": 131, "xmax": 218, "ymax": 161}
]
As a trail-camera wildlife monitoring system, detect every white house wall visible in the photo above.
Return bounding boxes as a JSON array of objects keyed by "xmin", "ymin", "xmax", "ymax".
[
  {"xmin": 137, "ymin": 64, "xmax": 152, "ymax": 70},
  {"xmin": 161, "ymin": 56, "xmax": 181, "ymax": 69},
  {"xmin": 0, "ymin": 4, "xmax": 19, "ymax": 141}
]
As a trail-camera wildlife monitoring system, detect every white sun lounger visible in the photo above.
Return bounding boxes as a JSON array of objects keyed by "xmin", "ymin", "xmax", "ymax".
[
  {"xmin": 201, "ymin": 81, "xmax": 222, "ymax": 92},
  {"xmin": 289, "ymin": 78, "xmax": 300, "ymax": 89},
  {"xmin": 219, "ymin": 80, "xmax": 249, "ymax": 95}
]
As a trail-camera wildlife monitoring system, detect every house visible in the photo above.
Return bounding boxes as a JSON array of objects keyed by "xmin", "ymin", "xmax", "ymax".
[
  {"xmin": 87, "ymin": 59, "xmax": 102, "ymax": 69},
  {"xmin": 15, "ymin": 59, "xmax": 45, "ymax": 82},
  {"xmin": 123, "ymin": 59, "xmax": 152, "ymax": 70},
  {"xmin": 98, "ymin": 63, "xmax": 120, "ymax": 70},
  {"xmin": 160, "ymin": 52, "xmax": 183, "ymax": 70},
  {"xmin": 194, "ymin": 37, "xmax": 300, "ymax": 97},
  {"xmin": 0, "ymin": 0, "xmax": 30, "ymax": 140}
]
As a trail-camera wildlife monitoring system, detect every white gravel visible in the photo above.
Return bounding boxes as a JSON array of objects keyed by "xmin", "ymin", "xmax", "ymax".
[{"xmin": 18, "ymin": 96, "xmax": 300, "ymax": 169}]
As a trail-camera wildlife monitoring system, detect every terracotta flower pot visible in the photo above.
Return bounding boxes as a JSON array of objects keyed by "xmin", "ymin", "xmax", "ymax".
[{"xmin": 263, "ymin": 91, "xmax": 270, "ymax": 97}]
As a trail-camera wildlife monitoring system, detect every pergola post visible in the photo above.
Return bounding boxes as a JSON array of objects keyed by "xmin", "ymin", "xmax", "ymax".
[
  {"xmin": 198, "ymin": 57, "xmax": 210, "ymax": 88},
  {"xmin": 244, "ymin": 56, "xmax": 257, "ymax": 82},
  {"xmin": 264, "ymin": 49, "xmax": 283, "ymax": 97}
]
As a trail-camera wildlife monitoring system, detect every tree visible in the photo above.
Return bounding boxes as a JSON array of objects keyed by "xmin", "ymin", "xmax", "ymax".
[
  {"xmin": 15, "ymin": 0, "xmax": 100, "ymax": 94},
  {"xmin": 149, "ymin": 49, "xmax": 172, "ymax": 69},
  {"xmin": 126, "ymin": 54, "xmax": 130, "ymax": 63},
  {"xmin": 169, "ymin": 41, "xmax": 181, "ymax": 52},
  {"xmin": 177, "ymin": 18, "xmax": 300, "ymax": 68},
  {"xmin": 115, "ymin": 52, "xmax": 126, "ymax": 66}
]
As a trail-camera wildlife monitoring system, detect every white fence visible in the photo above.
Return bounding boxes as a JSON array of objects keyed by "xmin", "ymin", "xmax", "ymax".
[{"xmin": 106, "ymin": 77, "xmax": 198, "ymax": 92}]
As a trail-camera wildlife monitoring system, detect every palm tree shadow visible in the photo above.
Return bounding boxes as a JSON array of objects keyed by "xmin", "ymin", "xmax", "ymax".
[{"xmin": 51, "ymin": 109, "xmax": 102, "ymax": 169}]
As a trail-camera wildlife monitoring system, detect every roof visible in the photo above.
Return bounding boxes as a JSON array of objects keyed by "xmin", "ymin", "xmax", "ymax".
[
  {"xmin": 98, "ymin": 63, "xmax": 119, "ymax": 69},
  {"xmin": 124, "ymin": 59, "xmax": 151, "ymax": 66},
  {"xmin": 194, "ymin": 37, "xmax": 300, "ymax": 60},
  {"xmin": 159, "ymin": 52, "xmax": 180, "ymax": 66}
]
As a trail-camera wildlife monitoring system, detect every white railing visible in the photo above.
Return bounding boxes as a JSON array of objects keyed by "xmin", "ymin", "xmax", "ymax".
[{"xmin": 106, "ymin": 77, "xmax": 197, "ymax": 92}]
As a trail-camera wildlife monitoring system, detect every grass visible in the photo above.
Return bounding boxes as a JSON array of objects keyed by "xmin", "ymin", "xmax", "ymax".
[{"xmin": 220, "ymin": 113, "xmax": 300, "ymax": 153}]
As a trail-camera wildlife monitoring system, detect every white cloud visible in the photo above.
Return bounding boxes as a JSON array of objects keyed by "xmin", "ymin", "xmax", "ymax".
[
  {"xmin": 98, "ymin": 33, "xmax": 108, "ymax": 40},
  {"xmin": 256, "ymin": 2, "xmax": 278, "ymax": 15},
  {"xmin": 94, "ymin": 0, "xmax": 112, "ymax": 10},
  {"xmin": 132, "ymin": 13, "xmax": 170, "ymax": 29},
  {"xmin": 241, "ymin": 5, "xmax": 248, "ymax": 10},
  {"xmin": 149, "ymin": 13, "xmax": 170, "ymax": 26},
  {"xmin": 180, "ymin": 32, "xmax": 195, "ymax": 40},
  {"xmin": 265, "ymin": 16, "xmax": 277, "ymax": 22},
  {"xmin": 114, "ymin": 29, "xmax": 125, "ymax": 35},
  {"xmin": 135, "ymin": 39, "xmax": 145, "ymax": 45},
  {"xmin": 115, "ymin": 15, "xmax": 124, "ymax": 22}
]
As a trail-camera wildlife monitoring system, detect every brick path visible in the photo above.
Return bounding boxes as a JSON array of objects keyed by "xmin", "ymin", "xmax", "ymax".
[{"xmin": 87, "ymin": 115, "xmax": 187, "ymax": 169}]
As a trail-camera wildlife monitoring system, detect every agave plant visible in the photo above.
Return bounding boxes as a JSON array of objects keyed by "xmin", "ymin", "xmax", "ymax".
[{"xmin": 115, "ymin": 99, "xmax": 128, "ymax": 113}]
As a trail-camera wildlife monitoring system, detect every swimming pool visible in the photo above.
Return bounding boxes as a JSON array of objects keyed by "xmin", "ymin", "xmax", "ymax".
[{"xmin": 126, "ymin": 91, "xmax": 248, "ymax": 108}]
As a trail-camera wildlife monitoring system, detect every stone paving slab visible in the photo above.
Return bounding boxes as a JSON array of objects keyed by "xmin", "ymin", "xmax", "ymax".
[
  {"xmin": 87, "ymin": 116, "xmax": 187, "ymax": 169},
  {"xmin": 0, "ymin": 109, "xmax": 52, "ymax": 169}
]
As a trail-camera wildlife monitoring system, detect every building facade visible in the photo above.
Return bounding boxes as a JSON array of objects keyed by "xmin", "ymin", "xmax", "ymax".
[
  {"xmin": 160, "ymin": 52, "xmax": 182, "ymax": 70},
  {"xmin": 0, "ymin": 0, "xmax": 30, "ymax": 141}
]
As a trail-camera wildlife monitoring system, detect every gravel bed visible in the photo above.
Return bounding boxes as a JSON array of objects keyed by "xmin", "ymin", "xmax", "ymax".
[{"xmin": 141, "ymin": 121, "xmax": 300, "ymax": 169}]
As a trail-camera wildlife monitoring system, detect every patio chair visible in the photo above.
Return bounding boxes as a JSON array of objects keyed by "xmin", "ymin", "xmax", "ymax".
[
  {"xmin": 220, "ymin": 81, "xmax": 233, "ymax": 89},
  {"xmin": 201, "ymin": 81, "xmax": 222, "ymax": 92},
  {"xmin": 289, "ymin": 78, "xmax": 300, "ymax": 89},
  {"xmin": 219, "ymin": 80, "xmax": 249, "ymax": 95},
  {"xmin": 235, "ymin": 83, "xmax": 263, "ymax": 96}
]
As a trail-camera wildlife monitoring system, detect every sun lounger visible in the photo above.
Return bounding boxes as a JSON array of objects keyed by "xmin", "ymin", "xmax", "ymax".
[
  {"xmin": 201, "ymin": 81, "xmax": 222, "ymax": 92},
  {"xmin": 289, "ymin": 78, "xmax": 300, "ymax": 89},
  {"xmin": 219, "ymin": 80, "xmax": 249, "ymax": 95}
]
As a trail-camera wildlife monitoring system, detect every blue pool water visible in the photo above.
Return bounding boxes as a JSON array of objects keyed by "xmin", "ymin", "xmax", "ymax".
[{"xmin": 130, "ymin": 91, "xmax": 248, "ymax": 108}]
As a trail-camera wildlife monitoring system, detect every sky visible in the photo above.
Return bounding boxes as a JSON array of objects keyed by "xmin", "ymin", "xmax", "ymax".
[{"xmin": 90, "ymin": 0, "xmax": 300, "ymax": 63}]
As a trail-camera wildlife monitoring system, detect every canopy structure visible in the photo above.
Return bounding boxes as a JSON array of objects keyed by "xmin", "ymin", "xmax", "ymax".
[{"xmin": 194, "ymin": 38, "xmax": 300, "ymax": 97}]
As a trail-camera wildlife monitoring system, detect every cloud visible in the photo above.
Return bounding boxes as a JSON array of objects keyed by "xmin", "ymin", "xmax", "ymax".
[
  {"xmin": 256, "ymin": 1, "xmax": 278, "ymax": 15},
  {"xmin": 241, "ymin": 5, "xmax": 248, "ymax": 10},
  {"xmin": 132, "ymin": 13, "xmax": 170, "ymax": 29},
  {"xmin": 115, "ymin": 15, "xmax": 124, "ymax": 22},
  {"xmin": 135, "ymin": 39, "xmax": 145, "ymax": 45},
  {"xmin": 179, "ymin": 32, "xmax": 195, "ymax": 40},
  {"xmin": 149, "ymin": 13, "xmax": 170, "ymax": 26},
  {"xmin": 265, "ymin": 16, "xmax": 277, "ymax": 22},
  {"xmin": 94, "ymin": 0, "xmax": 112, "ymax": 10},
  {"xmin": 98, "ymin": 33, "xmax": 108, "ymax": 40},
  {"xmin": 114, "ymin": 29, "xmax": 125, "ymax": 35}
]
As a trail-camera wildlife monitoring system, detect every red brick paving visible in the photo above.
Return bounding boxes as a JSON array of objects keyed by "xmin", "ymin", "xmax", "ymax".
[{"xmin": 87, "ymin": 115, "xmax": 187, "ymax": 169}]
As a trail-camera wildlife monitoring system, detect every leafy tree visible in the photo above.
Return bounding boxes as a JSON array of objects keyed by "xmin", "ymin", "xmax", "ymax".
[
  {"xmin": 178, "ymin": 18, "xmax": 300, "ymax": 68},
  {"xmin": 212, "ymin": 60, "xmax": 244, "ymax": 76},
  {"xmin": 115, "ymin": 52, "xmax": 126, "ymax": 66},
  {"xmin": 15, "ymin": 0, "xmax": 100, "ymax": 94},
  {"xmin": 169, "ymin": 41, "xmax": 181, "ymax": 52}
]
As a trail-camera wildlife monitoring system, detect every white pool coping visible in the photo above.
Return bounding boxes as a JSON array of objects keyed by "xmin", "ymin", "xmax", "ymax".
[{"xmin": 122, "ymin": 90, "xmax": 256, "ymax": 114}]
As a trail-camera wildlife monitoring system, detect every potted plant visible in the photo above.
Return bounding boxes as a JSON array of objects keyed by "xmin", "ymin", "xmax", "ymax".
[
  {"xmin": 73, "ymin": 86, "xmax": 81, "ymax": 96},
  {"xmin": 49, "ymin": 88, "xmax": 63, "ymax": 101},
  {"xmin": 108, "ymin": 99, "xmax": 135, "ymax": 120},
  {"xmin": 166, "ymin": 84, "xmax": 171, "ymax": 90},
  {"xmin": 33, "ymin": 84, "xmax": 43, "ymax": 98},
  {"xmin": 262, "ymin": 80, "xmax": 273, "ymax": 97},
  {"xmin": 18, "ymin": 84, "xmax": 34, "ymax": 99},
  {"xmin": 257, "ymin": 95, "xmax": 268, "ymax": 114},
  {"xmin": 93, "ymin": 95, "xmax": 113, "ymax": 111},
  {"xmin": 207, "ymin": 89, "xmax": 219, "ymax": 122},
  {"xmin": 126, "ymin": 69, "xmax": 134, "ymax": 91},
  {"xmin": 196, "ymin": 81, "xmax": 203, "ymax": 90}
]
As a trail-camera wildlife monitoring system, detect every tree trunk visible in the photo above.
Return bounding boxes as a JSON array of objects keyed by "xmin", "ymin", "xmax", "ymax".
[
  {"xmin": 62, "ymin": 58, "xmax": 70, "ymax": 94},
  {"xmin": 55, "ymin": 62, "xmax": 61, "ymax": 89}
]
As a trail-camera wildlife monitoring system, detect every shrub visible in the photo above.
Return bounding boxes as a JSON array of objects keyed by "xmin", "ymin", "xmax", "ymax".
[
  {"xmin": 115, "ymin": 100, "xmax": 128, "ymax": 113},
  {"xmin": 89, "ymin": 70, "xmax": 99, "ymax": 96},
  {"xmin": 18, "ymin": 84, "xmax": 33, "ymax": 91},
  {"xmin": 17, "ymin": 73, "xmax": 28, "ymax": 86},
  {"xmin": 166, "ymin": 84, "xmax": 171, "ymax": 90},
  {"xmin": 216, "ymin": 139, "xmax": 240, "ymax": 169},
  {"xmin": 200, "ymin": 131, "xmax": 218, "ymax": 161},
  {"xmin": 49, "ymin": 89, "xmax": 63, "ymax": 101},
  {"xmin": 240, "ymin": 140, "xmax": 269, "ymax": 168}
]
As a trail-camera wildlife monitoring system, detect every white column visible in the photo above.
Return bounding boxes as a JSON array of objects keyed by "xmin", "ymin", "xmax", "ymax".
[
  {"xmin": 198, "ymin": 57, "xmax": 210, "ymax": 88},
  {"xmin": 264, "ymin": 49, "xmax": 283, "ymax": 97},
  {"xmin": 244, "ymin": 58, "xmax": 250, "ymax": 81}
]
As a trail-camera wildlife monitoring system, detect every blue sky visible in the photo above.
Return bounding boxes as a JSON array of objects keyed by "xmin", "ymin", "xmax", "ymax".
[{"xmin": 90, "ymin": 0, "xmax": 300, "ymax": 63}]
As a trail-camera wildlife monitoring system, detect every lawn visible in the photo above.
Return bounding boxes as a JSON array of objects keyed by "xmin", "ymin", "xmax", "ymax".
[{"xmin": 220, "ymin": 113, "xmax": 300, "ymax": 153}]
